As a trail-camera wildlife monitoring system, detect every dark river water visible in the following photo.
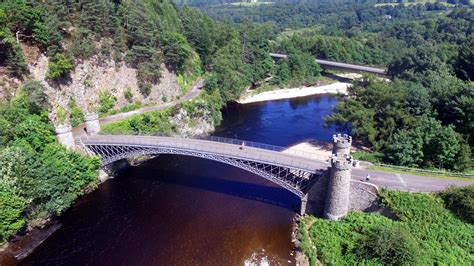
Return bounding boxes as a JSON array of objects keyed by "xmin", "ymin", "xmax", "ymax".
[{"xmin": 21, "ymin": 95, "xmax": 338, "ymax": 265}]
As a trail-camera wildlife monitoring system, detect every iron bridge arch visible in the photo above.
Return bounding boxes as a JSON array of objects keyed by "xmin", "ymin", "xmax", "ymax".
[{"xmin": 84, "ymin": 144, "xmax": 324, "ymax": 198}]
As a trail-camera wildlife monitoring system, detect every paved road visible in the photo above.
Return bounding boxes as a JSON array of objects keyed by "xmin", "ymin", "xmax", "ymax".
[
  {"xmin": 73, "ymin": 79, "xmax": 204, "ymax": 138},
  {"xmin": 352, "ymin": 168, "xmax": 472, "ymax": 192}
]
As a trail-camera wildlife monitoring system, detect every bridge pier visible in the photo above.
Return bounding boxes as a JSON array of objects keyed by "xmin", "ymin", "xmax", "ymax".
[
  {"xmin": 55, "ymin": 124, "xmax": 75, "ymax": 149},
  {"xmin": 85, "ymin": 112, "xmax": 101, "ymax": 135},
  {"xmin": 324, "ymin": 134, "xmax": 353, "ymax": 220}
]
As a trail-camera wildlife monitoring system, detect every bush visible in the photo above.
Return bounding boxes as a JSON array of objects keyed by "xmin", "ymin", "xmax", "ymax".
[
  {"xmin": 68, "ymin": 98, "xmax": 84, "ymax": 127},
  {"xmin": 140, "ymin": 83, "xmax": 152, "ymax": 97},
  {"xmin": 440, "ymin": 186, "xmax": 474, "ymax": 224},
  {"xmin": 300, "ymin": 190, "xmax": 474, "ymax": 265},
  {"xmin": 46, "ymin": 53, "xmax": 73, "ymax": 80},
  {"xmin": 0, "ymin": 188, "xmax": 27, "ymax": 244},
  {"xmin": 355, "ymin": 227, "xmax": 422, "ymax": 265},
  {"xmin": 124, "ymin": 88, "xmax": 133, "ymax": 102},
  {"xmin": 98, "ymin": 90, "xmax": 117, "ymax": 114},
  {"xmin": 22, "ymin": 81, "xmax": 50, "ymax": 114}
]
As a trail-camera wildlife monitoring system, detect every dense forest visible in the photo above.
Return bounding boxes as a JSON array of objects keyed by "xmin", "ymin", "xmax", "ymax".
[{"xmin": 189, "ymin": 0, "xmax": 473, "ymax": 171}]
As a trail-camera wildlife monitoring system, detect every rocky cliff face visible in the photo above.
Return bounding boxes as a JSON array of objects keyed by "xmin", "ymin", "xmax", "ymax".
[
  {"xmin": 28, "ymin": 53, "xmax": 182, "ymax": 122},
  {"xmin": 171, "ymin": 108, "xmax": 215, "ymax": 138}
]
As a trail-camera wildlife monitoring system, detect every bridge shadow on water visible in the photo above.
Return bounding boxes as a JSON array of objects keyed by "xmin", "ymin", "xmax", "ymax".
[{"xmin": 126, "ymin": 156, "xmax": 301, "ymax": 212}]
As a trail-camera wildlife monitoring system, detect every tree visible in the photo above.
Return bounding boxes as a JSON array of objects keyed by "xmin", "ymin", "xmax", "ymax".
[
  {"xmin": 22, "ymin": 80, "xmax": 50, "ymax": 114},
  {"xmin": 455, "ymin": 36, "xmax": 474, "ymax": 81},
  {"xmin": 161, "ymin": 32, "xmax": 193, "ymax": 72},
  {"xmin": 46, "ymin": 53, "xmax": 73, "ymax": 80}
]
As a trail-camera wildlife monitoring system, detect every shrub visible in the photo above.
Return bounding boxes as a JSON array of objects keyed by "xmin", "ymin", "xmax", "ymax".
[
  {"xmin": 355, "ymin": 227, "xmax": 422, "ymax": 265},
  {"xmin": 56, "ymin": 106, "xmax": 67, "ymax": 124},
  {"xmin": 440, "ymin": 186, "xmax": 474, "ymax": 224},
  {"xmin": 98, "ymin": 90, "xmax": 116, "ymax": 114},
  {"xmin": 22, "ymin": 80, "xmax": 50, "ymax": 114},
  {"xmin": 0, "ymin": 188, "xmax": 27, "ymax": 244},
  {"xmin": 68, "ymin": 98, "xmax": 84, "ymax": 127},
  {"xmin": 70, "ymin": 28, "xmax": 96, "ymax": 60},
  {"xmin": 124, "ymin": 88, "xmax": 133, "ymax": 102},
  {"xmin": 46, "ymin": 53, "xmax": 73, "ymax": 80},
  {"xmin": 140, "ymin": 83, "xmax": 152, "ymax": 97}
]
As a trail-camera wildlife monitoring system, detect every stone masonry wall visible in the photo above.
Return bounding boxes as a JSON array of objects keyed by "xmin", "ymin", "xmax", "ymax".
[{"xmin": 349, "ymin": 180, "xmax": 379, "ymax": 211}]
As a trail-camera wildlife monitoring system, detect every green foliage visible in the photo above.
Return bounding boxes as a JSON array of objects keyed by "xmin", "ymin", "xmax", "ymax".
[
  {"xmin": 70, "ymin": 28, "xmax": 96, "ymax": 60},
  {"xmin": 56, "ymin": 106, "xmax": 67, "ymax": 124},
  {"xmin": 0, "ymin": 188, "xmax": 26, "ymax": 244},
  {"xmin": 327, "ymin": 75, "xmax": 472, "ymax": 171},
  {"xmin": 46, "ymin": 53, "xmax": 73, "ymax": 80},
  {"xmin": 68, "ymin": 98, "xmax": 84, "ymax": 127},
  {"xmin": 0, "ymin": 93, "xmax": 99, "ymax": 244},
  {"xmin": 351, "ymin": 151, "xmax": 384, "ymax": 163},
  {"xmin": 98, "ymin": 90, "xmax": 117, "ymax": 114},
  {"xmin": 105, "ymin": 102, "xmax": 143, "ymax": 116},
  {"xmin": 354, "ymin": 227, "xmax": 422, "ymax": 265},
  {"xmin": 440, "ymin": 186, "xmax": 474, "ymax": 224},
  {"xmin": 124, "ymin": 88, "xmax": 134, "ymax": 103},
  {"xmin": 140, "ymin": 83, "xmax": 152, "ymax": 98},
  {"xmin": 22, "ymin": 80, "xmax": 50, "ymax": 114},
  {"xmin": 101, "ymin": 108, "xmax": 177, "ymax": 136},
  {"xmin": 300, "ymin": 190, "xmax": 474, "ymax": 265},
  {"xmin": 162, "ymin": 32, "xmax": 194, "ymax": 72}
]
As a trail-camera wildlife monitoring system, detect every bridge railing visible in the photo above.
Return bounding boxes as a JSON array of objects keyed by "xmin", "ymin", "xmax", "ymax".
[{"xmin": 196, "ymin": 136, "xmax": 330, "ymax": 162}]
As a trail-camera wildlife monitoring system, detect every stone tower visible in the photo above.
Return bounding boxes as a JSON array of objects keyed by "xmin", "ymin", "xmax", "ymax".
[
  {"xmin": 332, "ymin": 133, "xmax": 352, "ymax": 156},
  {"xmin": 85, "ymin": 112, "xmax": 101, "ymax": 135},
  {"xmin": 55, "ymin": 124, "xmax": 75, "ymax": 149},
  {"xmin": 324, "ymin": 134, "xmax": 353, "ymax": 220}
]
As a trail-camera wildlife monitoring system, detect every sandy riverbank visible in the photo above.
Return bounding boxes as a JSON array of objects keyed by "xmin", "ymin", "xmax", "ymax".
[{"xmin": 238, "ymin": 82, "xmax": 351, "ymax": 104}]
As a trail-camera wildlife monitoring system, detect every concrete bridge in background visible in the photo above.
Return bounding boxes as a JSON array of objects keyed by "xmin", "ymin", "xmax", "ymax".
[{"xmin": 269, "ymin": 53, "xmax": 388, "ymax": 76}]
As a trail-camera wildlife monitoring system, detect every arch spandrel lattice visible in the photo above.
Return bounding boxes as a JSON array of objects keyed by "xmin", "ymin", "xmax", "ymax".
[{"xmin": 84, "ymin": 144, "xmax": 325, "ymax": 198}]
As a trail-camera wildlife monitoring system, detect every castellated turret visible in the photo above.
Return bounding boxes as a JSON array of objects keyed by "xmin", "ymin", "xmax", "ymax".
[
  {"xmin": 324, "ymin": 152, "xmax": 353, "ymax": 220},
  {"xmin": 332, "ymin": 133, "xmax": 352, "ymax": 156},
  {"xmin": 85, "ymin": 112, "xmax": 101, "ymax": 135}
]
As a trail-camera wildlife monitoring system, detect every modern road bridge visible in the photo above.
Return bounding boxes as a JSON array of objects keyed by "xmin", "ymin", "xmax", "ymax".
[
  {"xmin": 269, "ymin": 53, "xmax": 388, "ymax": 75},
  {"xmin": 78, "ymin": 135, "xmax": 330, "ymax": 198}
]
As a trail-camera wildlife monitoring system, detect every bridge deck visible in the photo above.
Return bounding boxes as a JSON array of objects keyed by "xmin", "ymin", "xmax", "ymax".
[
  {"xmin": 80, "ymin": 135, "xmax": 330, "ymax": 172},
  {"xmin": 269, "ymin": 53, "xmax": 387, "ymax": 75}
]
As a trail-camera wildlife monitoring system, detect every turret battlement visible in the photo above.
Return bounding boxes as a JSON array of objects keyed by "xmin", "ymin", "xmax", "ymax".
[
  {"xmin": 332, "ymin": 133, "xmax": 352, "ymax": 156},
  {"xmin": 331, "ymin": 154, "xmax": 353, "ymax": 170}
]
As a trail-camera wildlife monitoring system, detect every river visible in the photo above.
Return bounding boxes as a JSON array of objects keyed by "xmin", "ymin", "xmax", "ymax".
[{"xmin": 21, "ymin": 95, "xmax": 338, "ymax": 265}]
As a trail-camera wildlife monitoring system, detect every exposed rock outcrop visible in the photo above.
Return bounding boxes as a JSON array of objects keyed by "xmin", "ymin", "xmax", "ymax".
[{"xmin": 27, "ymin": 53, "xmax": 182, "ymax": 122}]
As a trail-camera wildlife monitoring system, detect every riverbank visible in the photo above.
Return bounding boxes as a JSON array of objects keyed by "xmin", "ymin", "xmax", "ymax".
[{"xmin": 237, "ymin": 82, "xmax": 350, "ymax": 104}]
